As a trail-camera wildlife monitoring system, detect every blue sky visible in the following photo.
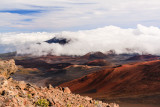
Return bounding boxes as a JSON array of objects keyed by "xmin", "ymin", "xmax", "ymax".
[
  {"xmin": 0, "ymin": 10, "xmax": 43, "ymax": 15},
  {"xmin": 1, "ymin": 0, "xmax": 160, "ymax": 32}
]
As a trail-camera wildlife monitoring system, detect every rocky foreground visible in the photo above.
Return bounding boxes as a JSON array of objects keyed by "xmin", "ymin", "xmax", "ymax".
[{"xmin": 0, "ymin": 59, "xmax": 119, "ymax": 107}]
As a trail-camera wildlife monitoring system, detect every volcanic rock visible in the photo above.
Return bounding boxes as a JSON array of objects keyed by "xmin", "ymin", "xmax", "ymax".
[
  {"xmin": 0, "ymin": 59, "xmax": 17, "ymax": 77},
  {"xmin": 0, "ymin": 77, "xmax": 115, "ymax": 107},
  {"xmin": 62, "ymin": 87, "xmax": 71, "ymax": 94}
]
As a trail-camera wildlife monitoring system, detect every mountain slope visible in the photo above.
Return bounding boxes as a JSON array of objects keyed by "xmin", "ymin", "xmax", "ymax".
[{"xmin": 60, "ymin": 60, "xmax": 160, "ymax": 104}]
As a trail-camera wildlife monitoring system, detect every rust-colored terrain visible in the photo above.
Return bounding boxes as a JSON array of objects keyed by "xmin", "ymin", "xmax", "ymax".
[
  {"xmin": 1, "ymin": 52, "xmax": 160, "ymax": 107},
  {"xmin": 60, "ymin": 60, "xmax": 160, "ymax": 106},
  {"xmin": 126, "ymin": 54, "xmax": 160, "ymax": 61}
]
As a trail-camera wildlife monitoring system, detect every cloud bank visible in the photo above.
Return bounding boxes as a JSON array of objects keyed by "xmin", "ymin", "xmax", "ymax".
[{"xmin": 0, "ymin": 25, "xmax": 160, "ymax": 56}]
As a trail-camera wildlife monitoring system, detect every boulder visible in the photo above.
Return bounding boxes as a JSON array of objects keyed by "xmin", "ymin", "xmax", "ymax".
[
  {"xmin": 18, "ymin": 81, "xmax": 26, "ymax": 90},
  {"xmin": 0, "ymin": 59, "xmax": 17, "ymax": 77},
  {"xmin": 62, "ymin": 87, "xmax": 71, "ymax": 94}
]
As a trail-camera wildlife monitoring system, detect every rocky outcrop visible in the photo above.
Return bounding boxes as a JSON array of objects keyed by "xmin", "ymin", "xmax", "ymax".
[
  {"xmin": 0, "ymin": 59, "xmax": 119, "ymax": 107},
  {"xmin": 0, "ymin": 59, "xmax": 17, "ymax": 77},
  {"xmin": 0, "ymin": 76, "xmax": 118, "ymax": 107}
]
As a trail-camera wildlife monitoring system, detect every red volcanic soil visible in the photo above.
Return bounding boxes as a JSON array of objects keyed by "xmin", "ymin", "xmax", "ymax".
[
  {"xmin": 84, "ymin": 59, "xmax": 111, "ymax": 66},
  {"xmin": 127, "ymin": 54, "xmax": 159, "ymax": 61},
  {"xmin": 60, "ymin": 60, "xmax": 160, "ymax": 103},
  {"xmin": 82, "ymin": 52, "xmax": 108, "ymax": 59},
  {"xmin": 15, "ymin": 59, "xmax": 72, "ymax": 69}
]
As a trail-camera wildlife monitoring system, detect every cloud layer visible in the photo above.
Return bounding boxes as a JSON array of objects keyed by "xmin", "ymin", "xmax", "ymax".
[
  {"xmin": 1, "ymin": 25, "xmax": 160, "ymax": 56},
  {"xmin": 1, "ymin": 0, "xmax": 160, "ymax": 31}
]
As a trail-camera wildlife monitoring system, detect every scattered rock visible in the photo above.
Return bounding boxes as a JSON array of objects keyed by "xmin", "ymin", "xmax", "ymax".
[
  {"xmin": 62, "ymin": 87, "xmax": 71, "ymax": 94},
  {"xmin": 48, "ymin": 84, "xmax": 53, "ymax": 89},
  {"xmin": 84, "ymin": 96, "xmax": 92, "ymax": 101},
  {"xmin": 18, "ymin": 81, "xmax": 26, "ymax": 89}
]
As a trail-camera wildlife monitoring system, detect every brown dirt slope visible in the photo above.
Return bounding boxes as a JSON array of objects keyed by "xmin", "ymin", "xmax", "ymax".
[{"xmin": 60, "ymin": 60, "xmax": 160, "ymax": 100}]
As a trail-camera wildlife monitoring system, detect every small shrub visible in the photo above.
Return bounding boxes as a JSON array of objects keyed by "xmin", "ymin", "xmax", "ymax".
[
  {"xmin": 35, "ymin": 99, "xmax": 49, "ymax": 107},
  {"xmin": 79, "ymin": 105, "xmax": 84, "ymax": 107},
  {"xmin": 94, "ymin": 101, "xmax": 99, "ymax": 105},
  {"xmin": 94, "ymin": 101, "xmax": 102, "ymax": 107},
  {"xmin": 67, "ymin": 103, "xmax": 72, "ymax": 107},
  {"xmin": 27, "ymin": 94, "xmax": 32, "ymax": 99}
]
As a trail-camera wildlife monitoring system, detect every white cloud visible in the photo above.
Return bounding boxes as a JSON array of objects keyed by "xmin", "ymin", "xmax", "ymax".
[
  {"xmin": 1, "ymin": 25, "xmax": 160, "ymax": 56},
  {"xmin": 1, "ymin": 1, "xmax": 160, "ymax": 55}
]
